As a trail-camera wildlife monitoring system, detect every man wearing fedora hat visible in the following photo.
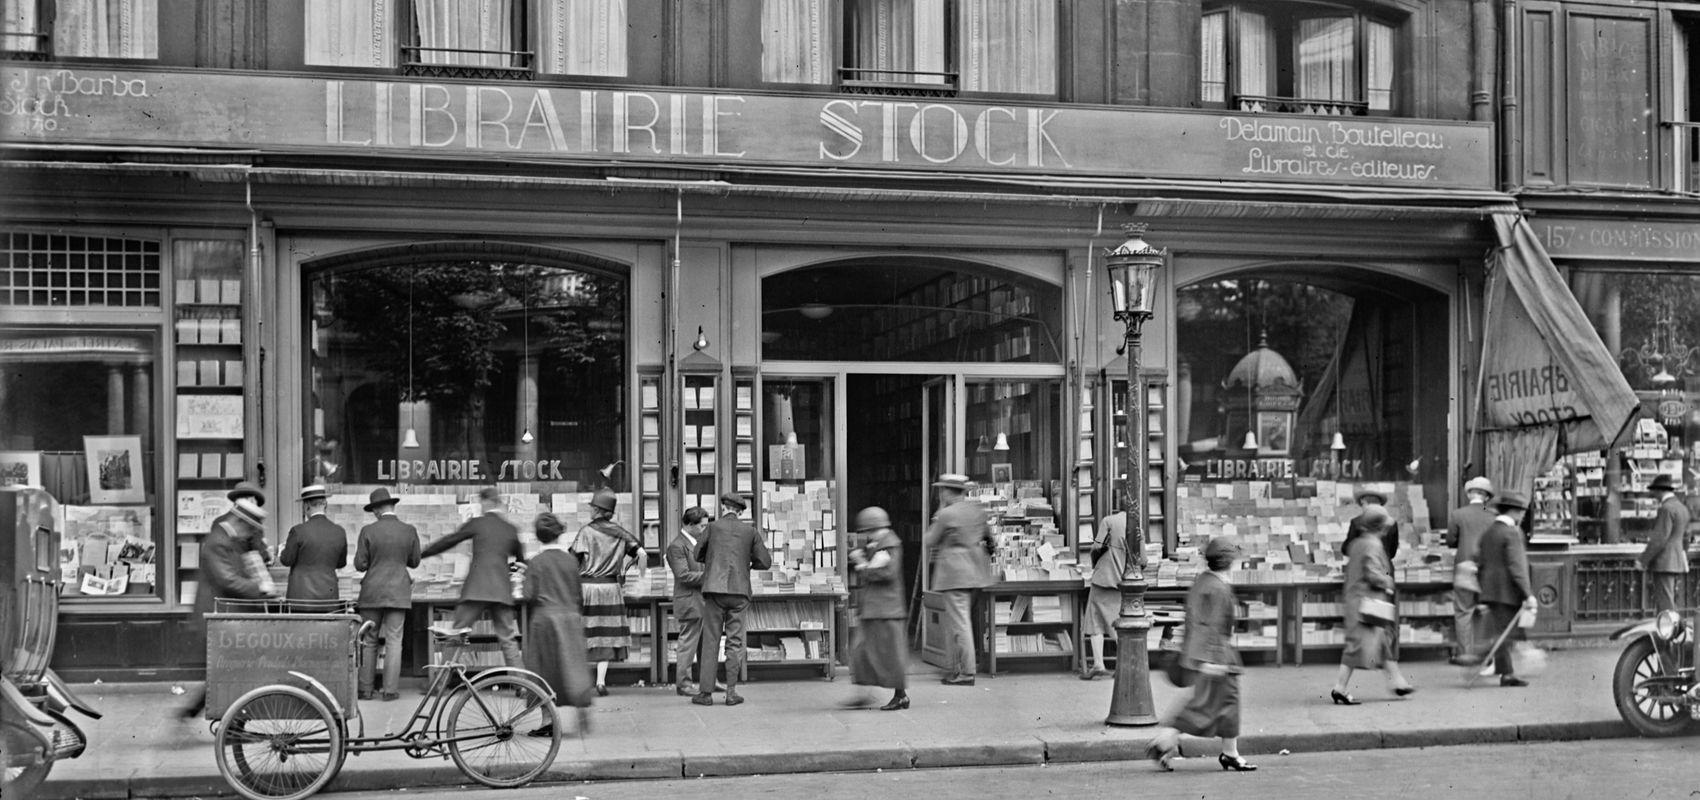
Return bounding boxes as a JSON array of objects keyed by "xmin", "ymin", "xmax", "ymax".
[
  {"xmin": 692, "ymin": 491, "xmax": 772, "ymax": 706},
  {"xmin": 924, "ymin": 473, "xmax": 995, "ymax": 686},
  {"xmin": 1446, "ymin": 477, "xmax": 1496, "ymax": 662},
  {"xmin": 1462, "ymin": 490, "xmax": 1538, "ymax": 686},
  {"xmin": 280, "ymin": 485, "xmax": 348, "ymax": 602},
  {"xmin": 213, "ymin": 481, "xmax": 272, "ymax": 565},
  {"xmin": 181, "ymin": 498, "xmax": 276, "ymax": 718},
  {"xmin": 1638, "ymin": 474, "xmax": 1691, "ymax": 615},
  {"xmin": 422, "ymin": 487, "xmax": 526, "ymax": 669},
  {"xmin": 354, "ymin": 488, "xmax": 420, "ymax": 700}
]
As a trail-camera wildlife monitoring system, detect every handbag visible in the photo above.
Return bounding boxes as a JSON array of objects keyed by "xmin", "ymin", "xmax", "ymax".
[
  {"xmin": 1358, "ymin": 595, "xmax": 1397, "ymax": 625},
  {"xmin": 1160, "ymin": 648, "xmax": 1197, "ymax": 688},
  {"xmin": 1453, "ymin": 560, "xmax": 1480, "ymax": 593}
]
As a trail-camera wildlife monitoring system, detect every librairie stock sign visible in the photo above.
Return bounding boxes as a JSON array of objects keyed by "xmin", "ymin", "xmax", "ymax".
[{"xmin": 3, "ymin": 67, "xmax": 1492, "ymax": 189}]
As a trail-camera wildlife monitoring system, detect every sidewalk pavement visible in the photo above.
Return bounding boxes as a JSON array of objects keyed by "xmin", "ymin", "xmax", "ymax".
[{"xmin": 42, "ymin": 647, "xmax": 1633, "ymax": 799}]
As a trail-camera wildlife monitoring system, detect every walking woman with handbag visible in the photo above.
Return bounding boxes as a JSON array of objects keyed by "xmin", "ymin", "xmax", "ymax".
[
  {"xmin": 1331, "ymin": 504, "xmax": 1416, "ymax": 704},
  {"xmin": 1146, "ymin": 535, "xmax": 1257, "ymax": 773}
]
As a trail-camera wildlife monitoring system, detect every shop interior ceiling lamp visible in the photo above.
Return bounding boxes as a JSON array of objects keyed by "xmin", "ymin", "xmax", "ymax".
[
  {"xmin": 1331, "ymin": 431, "xmax": 1347, "ymax": 451},
  {"xmin": 403, "ymin": 272, "xmax": 421, "ymax": 449},
  {"xmin": 799, "ymin": 302, "xmax": 833, "ymax": 320},
  {"xmin": 693, "ymin": 325, "xmax": 709, "ymax": 351},
  {"xmin": 1242, "ymin": 429, "xmax": 1260, "ymax": 451},
  {"xmin": 993, "ymin": 432, "xmax": 1010, "ymax": 451},
  {"xmin": 977, "ymin": 434, "xmax": 991, "ymax": 453}
]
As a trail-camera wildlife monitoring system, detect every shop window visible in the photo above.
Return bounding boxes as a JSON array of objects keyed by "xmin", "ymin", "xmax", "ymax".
[
  {"xmin": 1, "ymin": 232, "xmax": 161, "ymax": 308},
  {"xmin": 305, "ymin": 253, "xmax": 626, "ymax": 496},
  {"xmin": 304, "ymin": 0, "xmax": 628, "ymax": 77},
  {"xmin": 1674, "ymin": 16, "xmax": 1700, "ymax": 192},
  {"xmin": 760, "ymin": 258, "xmax": 1062, "ymax": 363},
  {"xmin": 1, "ymin": 0, "xmax": 158, "ymax": 59},
  {"xmin": 1201, "ymin": 2, "xmax": 1396, "ymax": 115},
  {"xmin": 1, "ymin": 328, "xmax": 161, "ymax": 599}
]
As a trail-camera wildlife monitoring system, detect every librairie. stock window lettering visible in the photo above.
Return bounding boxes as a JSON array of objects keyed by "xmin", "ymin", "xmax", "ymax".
[{"xmin": 376, "ymin": 458, "xmax": 566, "ymax": 482}]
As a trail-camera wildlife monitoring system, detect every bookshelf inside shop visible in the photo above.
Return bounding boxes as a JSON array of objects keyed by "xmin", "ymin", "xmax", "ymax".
[
  {"xmin": 171, "ymin": 244, "xmax": 249, "ymax": 606},
  {"xmin": 1105, "ymin": 372, "xmax": 1170, "ymax": 559},
  {"xmin": 732, "ymin": 373, "xmax": 758, "ymax": 498},
  {"xmin": 1292, "ymin": 582, "xmax": 1456, "ymax": 664},
  {"xmin": 680, "ymin": 371, "xmax": 720, "ymax": 523},
  {"xmin": 637, "ymin": 370, "xmax": 665, "ymax": 554},
  {"xmin": 983, "ymin": 582, "xmax": 1081, "ymax": 674},
  {"xmin": 1532, "ymin": 418, "xmax": 1676, "ymax": 543}
]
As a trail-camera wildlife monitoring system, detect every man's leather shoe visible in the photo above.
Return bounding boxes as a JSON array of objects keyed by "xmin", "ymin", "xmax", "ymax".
[
  {"xmin": 724, "ymin": 691, "xmax": 745, "ymax": 706},
  {"xmin": 1499, "ymin": 676, "xmax": 1529, "ymax": 687},
  {"xmin": 380, "ymin": 691, "xmax": 400, "ymax": 701},
  {"xmin": 675, "ymin": 682, "xmax": 697, "ymax": 697},
  {"xmin": 941, "ymin": 676, "xmax": 976, "ymax": 686},
  {"xmin": 1448, "ymin": 654, "xmax": 1480, "ymax": 667},
  {"xmin": 690, "ymin": 693, "xmax": 714, "ymax": 706},
  {"xmin": 358, "ymin": 691, "xmax": 374, "ymax": 701}
]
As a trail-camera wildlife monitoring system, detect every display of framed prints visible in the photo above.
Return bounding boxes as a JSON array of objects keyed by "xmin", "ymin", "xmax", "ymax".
[
  {"xmin": 84, "ymin": 435, "xmax": 146, "ymax": 504},
  {"xmin": 0, "ymin": 451, "xmax": 41, "ymax": 487}
]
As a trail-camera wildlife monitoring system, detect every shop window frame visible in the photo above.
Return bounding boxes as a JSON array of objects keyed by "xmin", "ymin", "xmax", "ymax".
[
  {"xmin": 1200, "ymin": 0, "xmax": 1406, "ymax": 117},
  {"xmin": 0, "ymin": 0, "xmax": 162, "ymax": 63}
]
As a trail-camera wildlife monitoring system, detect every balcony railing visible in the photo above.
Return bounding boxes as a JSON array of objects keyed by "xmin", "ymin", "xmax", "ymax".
[
  {"xmin": 839, "ymin": 67, "xmax": 958, "ymax": 98},
  {"xmin": 401, "ymin": 46, "xmax": 535, "ymax": 80},
  {"xmin": 1234, "ymin": 95, "xmax": 1369, "ymax": 116}
]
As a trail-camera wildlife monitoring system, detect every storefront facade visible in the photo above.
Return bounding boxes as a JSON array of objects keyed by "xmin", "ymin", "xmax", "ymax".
[{"xmin": 3, "ymin": 1, "xmax": 1514, "ymax": 679}]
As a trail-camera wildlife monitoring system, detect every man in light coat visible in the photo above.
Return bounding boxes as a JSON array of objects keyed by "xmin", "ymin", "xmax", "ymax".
[
  {"xmin": 692, "ymin": 492, "xmax": 773, "ymax": 707},
  {"xmin": 354, "ymin": 487, "xmax": 421, "ymax": 700},
  {"xmin": 280, "ymin": 484, "xmax": 348, "ymax": 602},
  {"xmin": 923, "ymin": 473, "xmax": 995, "ymax": 686},
  {"xmin": 1464, "ymin": 491, "xmax": 1538, "ymax": 687},
  {"xmin": 1446, "ymin": 477, "xmax": 1496, "ymax": 662},
  {"xmin": 1638, "ymin": 473, "xmax": 1691, "ymax": 615},
  {"xmin": 421, "ymin": 487, "xmax": 525, "ymax": 668}
]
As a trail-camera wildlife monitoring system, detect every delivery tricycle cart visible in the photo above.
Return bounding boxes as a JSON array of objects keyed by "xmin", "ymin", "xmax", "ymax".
[{"xmin": 206, "ymin": 599, "xmax": 561, "ymax": 800}]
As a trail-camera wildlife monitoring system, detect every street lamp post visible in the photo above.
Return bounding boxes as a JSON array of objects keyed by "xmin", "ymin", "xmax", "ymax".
[{"xmin": 1103, "ymin": 222, "xmax": 1164, "ymax": 727}]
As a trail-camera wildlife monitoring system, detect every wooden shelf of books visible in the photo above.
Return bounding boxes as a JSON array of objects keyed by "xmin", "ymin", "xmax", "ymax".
[
  {"xmin": 637, "ymin": 370, "xmax": 665, "ymax": 556},
  {"xmin": 680, "ymin": 370, "xmax": 720, "ymax": 517},
  {"xmin": 981, "ymin": 582, "xmax": 1081, "ymax": 674}
]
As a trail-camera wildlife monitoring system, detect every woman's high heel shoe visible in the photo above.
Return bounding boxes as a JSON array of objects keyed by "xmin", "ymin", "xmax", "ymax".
[
  {"xmin": 1218, "ymin": 753, "xmax": 1258, "ymax": 771},
  {"xmin": 1393, "ymin": 685, "xmax": 1417, "ymax": 697},
  {"xmin": 879, "ymin": 695, "xmax": 910, "ymax": 711},
  {"xmin": 1330, "ymin": 689, "xmax": 1360, "ymax": 705}
]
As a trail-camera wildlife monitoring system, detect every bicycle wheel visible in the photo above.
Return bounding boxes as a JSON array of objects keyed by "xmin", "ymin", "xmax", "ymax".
[
  {"xmin": 444, "ymin": 675, "xmax": 560, "ymax": 788},
  {"xmin": 215, "ymin": 685, "xmax": 345, "ymax": 800}
]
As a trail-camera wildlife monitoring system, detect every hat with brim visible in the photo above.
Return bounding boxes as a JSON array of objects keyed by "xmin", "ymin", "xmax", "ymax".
[
  {"xmin": 1493, "ymin": 490, "xmax": 1529, "ymax": 512},
  {"xmin": 932, "ymin": 473, "xmax": 971, "ymax": 491},
  {"xmin": 1650, "ymin": 474, "xmax": 1680, "ymax": 492},
  {"xmin": 230, "ymin": 498, "xmax": 268, "ymax": 527},
  {"xmin": 1354, "ymin": 488, "xmax": 1388, "ymax": 505},
  {"xmin": 719, "ymin": 491, "xmax": 749, "ymax": 511},
  {"xmin": 590, "ymin": 487, "xmax": 618, "ymax": 513},
  {"xmin": 227, "ymin": 481, "xmax": 266, "ymax": 506},
  {"xmin": 1463, "ymin": 477, "xmax": 1495, "ymax": 498},
  {"xmin": 364, "ymin": 487, "xmax": 400, "ymax": 513},
  {"xmin": 299, "ymin": 484, "xmax": 328, "ymax": 503}
]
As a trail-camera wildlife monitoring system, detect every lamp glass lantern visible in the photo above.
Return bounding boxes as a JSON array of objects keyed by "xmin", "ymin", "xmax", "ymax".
[{"xmin": 1105, "ymin": 223, "xmax": 1164, "ymax": 323}]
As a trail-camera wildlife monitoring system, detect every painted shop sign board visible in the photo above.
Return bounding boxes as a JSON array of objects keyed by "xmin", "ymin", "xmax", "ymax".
[
  {"xmin": 204, "ymin": 613, "xmax": 359, "ymax": 718},
  {"xmin": 1533, "ymin": 218, "xmax": 1700, "ymax": 262},
  {"xmin": 1, "ymin": 67, "xmax": 1494, "ymax": 190}
]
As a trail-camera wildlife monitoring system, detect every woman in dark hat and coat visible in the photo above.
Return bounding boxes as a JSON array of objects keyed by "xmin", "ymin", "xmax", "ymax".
[
  {"xmin": 572, "ymin": 487, "xmax": 645, "ymax": 696},
  {"xmin": 1331, "ymin": 503, "xmax": 1416, "ymax": 704},
  {"xmin": 523, "ymin": 512, "xmax": 593, "ymax": 737},
  {"xmin": 1147, "ymin": 535, "xmax": 1257, "ymax": 772},
  {"xmin": 843, "ymin": 506, "xmax": 909, "ymax": 711}
]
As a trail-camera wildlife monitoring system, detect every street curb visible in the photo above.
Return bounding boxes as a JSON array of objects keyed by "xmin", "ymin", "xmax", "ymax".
[{"xmin": 37, "ymin": 718, "xmax": 1635, "ymax": 798}]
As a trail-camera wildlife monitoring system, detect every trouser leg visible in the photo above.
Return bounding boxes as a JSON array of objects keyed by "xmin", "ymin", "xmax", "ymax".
[
  {"xmin": 675, "ymin": 607, "xmax": 702, "ymax": 685},
  {"xmin": 719, "ymin": 595, "xmax": 749, "ymax": 689},
  {"xmin": 699, "ymin": 595, "xmax": 728, "ymax": 692},
  {"xmin": 1452, "ymin": 587, "xmax": 1477, "ymax": 654},
  {"xmin": 489, "ymin": 604, "xmax": 523, "ymax": 668},
  {"xmin": 358, "ymin": 608, "xmax": 383, "ymax": 695},
  {"xmin": 380, "ymin": 609, "xmax": 407, "ymax": 693},
  {"xmin": 942, "ymin": 590, "xmax": 976, "ymax": 677},
  {"xmin": 1651, "ymin": 573, "xmax": 1680, "ymax": 616}
]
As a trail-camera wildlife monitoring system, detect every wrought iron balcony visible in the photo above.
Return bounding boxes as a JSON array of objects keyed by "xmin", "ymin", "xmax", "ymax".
[
  {"xmin": 1233, "ymin": 95, "xmax": 1369, "ymax": 116},
  {"xmin": 839, "ymin": 67, "xmax": 958, "ymax": 98},
  {"xmin": 401, "ymin": 46, "xmax": 535, "ymax": 80}
]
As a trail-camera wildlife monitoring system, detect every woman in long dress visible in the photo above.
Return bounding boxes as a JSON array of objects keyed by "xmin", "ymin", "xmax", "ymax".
[
  {"xmin": 572, "ymin": 488, "xmax": 645, "ymax": 696},
  {"xmin": 1147, "ymin": 535, "xmax": 1257, "ymax": 772},
  {"xmin": 843, "ymin": 506, "xmax": 909, "ymax": 710},
  {"xmin": 522, "ymin": 513, "xmax": 592, "ymax": 737},
  {"xmin": 1330, "ymin": 503, "xmax": 1416, "ymax": 704}
]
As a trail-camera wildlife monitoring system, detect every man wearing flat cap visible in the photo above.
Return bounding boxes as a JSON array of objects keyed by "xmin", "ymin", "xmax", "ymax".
[
  {"xmin": 213, "ymin": 481, "xmax": 272, "ymax": 565},
  {"xmin": 1464, "ymin": 490, "xmax": 1537, "ymax": 686},
  {"xmin": 692, "ymin": 491, "xmax": 772, "ymax": 707},
  {"xmin": 422, "ymin": 487, "xmax": 525, "ymax": 668},
  {"xmin": 280, "ymin": 484, "xmax": 348, "ymax": 602},
  {"xmin": 1446, "ymin": 477, "xmax": 1496, "ymax": 662},
  {"xmin": 1638, "ymin": 474, "xmax": 1691, "ymax": 615},
  {"xmin": 924, "ymin": 473, "xmax": 995, "ymax": 686},
  {"xmin": 354, "ymin": 487, "xmax": 420, "ymax": 700}
]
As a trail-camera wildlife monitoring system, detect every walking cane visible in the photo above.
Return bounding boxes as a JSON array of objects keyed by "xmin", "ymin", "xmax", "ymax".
[{"xmin": 1463, "ymin": 609, "xmax": 1523, "ymax": 689}]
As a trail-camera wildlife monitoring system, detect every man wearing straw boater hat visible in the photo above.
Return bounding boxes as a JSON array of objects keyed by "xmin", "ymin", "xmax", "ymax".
[
  {"xmin": 1446, "ymin": 477, "xmax": 1496, "ymax": 663},
  {"xmin": 179, "ymin": 498, "xmax": 275, "ymax": 718},
  {"xmin": 924, "ymin": 473, "xmax": 995, "ymax": 686},
  {"xmin": 355, "ymin": 487, "xmax": 420, "ymax": 700},
  {"xmin": 691, "ymin": 491, "xmax": 772, "ymax": 707},
  {"xmin": 280, "ymin": 484, "xmax": 348, "ymax": 602}
]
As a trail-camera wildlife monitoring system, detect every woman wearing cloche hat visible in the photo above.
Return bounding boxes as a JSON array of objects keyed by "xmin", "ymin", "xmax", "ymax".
[
  {"xmin": 842, "ymin": 507, "xmax": 910, "ymax": 711},
  {"xmin": 1147, "ymin": 535, "xmax": 1257, "ymax": 773},
  {"xmin": 572, "ymin": 487, "xmax": 645, "ymax": 697}
]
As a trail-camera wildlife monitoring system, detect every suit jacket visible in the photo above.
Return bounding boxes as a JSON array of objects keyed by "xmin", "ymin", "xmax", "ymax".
[
  {"xmin": 1476, "ymin": 518, "xmax": 1532, "ymax": 607},
  {"xmin": 1640, "ymin": 494, "xmax": 1692, "ymax": 574},
  {"xmin": 355, "ymin": 514, "xmax": 421, "ymax": 610},
  {"xmin": 923, "ymin": 498, "xmax": 994, "ymax": 591},
  {"xmin": 694, "ymin": 513, "xmax": 772, "ymax": 597},
  {"xmin": 1446, "ymin": 502, "xmax": 1497, "ymax": 564},
  {"xmin": 280, "ymin": 514, "xmax": 348, "ymax": 601},
  {"xmin": 422, "ymin": 511, "xmax": 523, "ymax": 605},
  {"xmin": 1180, "ymin": 571, "xmax": 1241, "ymax": 672},
  {"xmin": 665, "ymin": 531, "xmax": 705, "ymax": 617}
]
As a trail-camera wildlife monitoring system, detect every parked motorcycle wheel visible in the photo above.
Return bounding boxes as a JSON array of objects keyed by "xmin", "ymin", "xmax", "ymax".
[{"xmin": 1612, "ymin": 636, "xmax": 1696, "ymax": 738}]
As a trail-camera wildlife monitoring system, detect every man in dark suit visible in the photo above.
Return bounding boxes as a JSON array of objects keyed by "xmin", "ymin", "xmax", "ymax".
[
  {"xmin": 355, "ymin": 487, "xmax": 421, "ymax": 700},
  {"xmin": 924, "ymin": 473, "xmax": 994, "ymax": 686},
  {"xmin": 1446, "ymin": 477, "xmax": 1496, "ymax": 662},
  {"xmin": 213, "ymin": 481, "xmax": 271, "ymax": 564},
  {"xmin": 1638, "ymin": 474, "xmax": 1691, "ymax": 615},
  {"xmin": 692, "ymin": 492, "xmax": 773, "ymax": 707},
  {"xmin": 280, "ymin": 484, "xmax": 348, "ymax": 602},
  {"xmin": 1463, "ymin": 490, "xmax": 1537, "ymax": 687},
  {"xmin": 666, "ymin": 506, "xmax": 710, "ymax": 696},
  {"xmin": 422, "ymin": 487, "xmax": 525, "ymax": 668},
  {"xmin": 179, "ymin": 498, "xmax": 276, "ymax": 718}
]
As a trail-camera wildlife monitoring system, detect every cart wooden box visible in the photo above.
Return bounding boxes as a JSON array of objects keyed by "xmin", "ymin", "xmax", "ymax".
[{"xmin": 204, "ymin": 600, "xmax": 360, "ymax": 720}]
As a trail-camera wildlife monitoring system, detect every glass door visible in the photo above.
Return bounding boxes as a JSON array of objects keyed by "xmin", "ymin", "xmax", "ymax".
[{"xmin": 921, "ymin": 375, "xmax": 960, "ymax": 544}]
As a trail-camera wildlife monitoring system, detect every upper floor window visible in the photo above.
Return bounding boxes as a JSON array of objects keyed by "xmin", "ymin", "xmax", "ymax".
[
  {"xmin": 304, "ymin": 0, "xmax": 626, "ymax": 78},
  {"xmin": 2, "ymin": 0, "xmax": 158, "ymax": 60},
  {"xmin": 1674, "ymin": 15, "xmax": 1700, "ymax": 193},
  {"xmin": 1202, "ymin": 2, "xmax": 1395, "ymax": 116},
  {"xmin": 761, "ymin": 0, "xmax": 1055, "ymax": 97}
]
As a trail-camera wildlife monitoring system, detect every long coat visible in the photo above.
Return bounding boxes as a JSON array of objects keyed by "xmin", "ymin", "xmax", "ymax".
[
  {"xmin": 1089, "ymin": 511, "xmax": 1146, "ymax": 590},
  {"xmin": 354, "ymin": 514, "xmax": 421, "ymax": 610},
  {"xmin": 522, "ymin": 547, "xmax": 592, "ymax": 708},
  {"xmin": 695, "ymin": 514, "xmax": 773, "ymax": 597},
  {"xmin": 211, "ymin": 509, "xmax": 271, "ymax": 563},
  {"xmin": 1347, "ymin": 513, "xmax": 1401, "ymax": 563},
  {"xmin": 923, "ymin": 499, "xmax": 995, "ymax": 591},
  {"xmin": 1446, "ymin": 502, "xmax": 1497, "ymax": 565},
  {"xmin": 856, "ymin": 529, "xmax": 906, "ymax": 620},
  {"xmin": 422, "ymin": 512, "xmax": 523, "ymax": 605},
  {"xmin": 1640, "ymin": 494, "xmax": 1692, "ymax": 574},
  {"xmin": 280, "ymin": 514, "xmax": 348, "ymax": 601},
  {"xmin": 191, "ymin": 521, "xmax": 269, "ymax": 634},
  {"xmin": 1179, "ymin": 570, "xmax": 1239, "ymax": 672},
  {"xmin": 1477, "ymin": 518, "xmax": 1532, "ymax": 607},
  {"xmin": 1342, "ymin": 534, "xmax": 1396, "ymax": 669},
  {"xmin": 664, "ymin": 531, "xmax": 704, "ymax": 619}
]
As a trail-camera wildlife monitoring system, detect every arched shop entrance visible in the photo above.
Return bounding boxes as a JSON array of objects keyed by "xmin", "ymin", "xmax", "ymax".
[{"xmin": 1173, "ymin": 266, "xmax": 1454, "ymax": 549}]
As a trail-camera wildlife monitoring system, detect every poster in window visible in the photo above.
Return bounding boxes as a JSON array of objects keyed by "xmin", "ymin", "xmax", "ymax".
[
  {"xmin": 1256, "ymin": 412, "xmax": 1292, "ymax": 456},
  {"xmin": 768, "ymin": 444, "xmax": 805, "ymax": 480},
  {"xmin": 0, "ymin": 451, "xmax": 42, "ymax": 487},
  {"xmin": 990, "ymin": 462, "xmax": 1014, "ymax": 495},
  {"xmin": 83, "ymin": 436, "xmax": 146, "ymax": 504}
]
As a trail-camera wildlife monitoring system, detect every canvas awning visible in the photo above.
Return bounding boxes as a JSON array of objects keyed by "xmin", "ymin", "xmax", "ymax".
[{"xmin": 1477, "ymin": 214, "xmax": 1640, "ymax": 498}]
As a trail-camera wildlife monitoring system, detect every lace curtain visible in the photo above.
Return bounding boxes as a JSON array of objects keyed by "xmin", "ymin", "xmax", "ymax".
[
  {"xmin": 761, "ymin": 0, "xmax": 829, "ymax": 84},
  {"xmin": 413, "ymin": 0, "xmax": 514, "ymax": 68},
  {"xmin": 1236, "ymin": 11, "xmax": 1271, "ymax": 97},
  {"xmin": 55, "ymin": 0, "xmax": 158, "ymax": 59},
  {"xmin": 1199, "ymin": 10, "xmax": 1226, "ymax": 104},
  {"xmin": 3, "ymin": 0, "xmax": 41, "ymax": 52},
  {"xmin": 846, "ymin": 0, "xmax": 946, "ymax": 84},
  {"xmin": 539, "ymin": 0, "xmax": 627, "ymax": 77},
  {"xmin": 960, "ymin": 0, "xmax": 1055, "ymax": 94},
  {"xmin": 1366, "ymin": 19, "xmax": 1394, "ymax": 112},
  {"xmin": 1296, "ymin": 16, "xmax": 1356, "ymax": 103},
  {"xmin": 304, "ymin": 0, "xmax": 394, "ymax": 67}
]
